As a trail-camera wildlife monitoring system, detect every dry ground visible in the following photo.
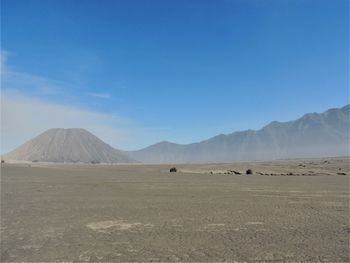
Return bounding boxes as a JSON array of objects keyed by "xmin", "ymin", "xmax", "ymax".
[{"xmin": 1, "ymin": 158, "xmax": 349, "ymax": 262}]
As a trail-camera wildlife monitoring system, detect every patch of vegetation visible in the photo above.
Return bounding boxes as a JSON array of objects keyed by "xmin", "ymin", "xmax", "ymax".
[
  {"xmin": 246, "ymin": 169, "xmax": 253, "ymax": 175},
  {"xmin": 337, "ymin": 172, "xmax": 346, "ymax": 175},
  {"xmin": 1, "ymin": 160, "xmax": 4, "ymax": 163},
  {"xmin": 91, "ymin": 160, "xmax": 100, "ymax": 164},
  {"xmin": 170, "ymin": 167, "xmax": 177, "ymax": 173},
  {"xmin": 32, "ymin": 160, "xmax": 39, "ymax": 162}
]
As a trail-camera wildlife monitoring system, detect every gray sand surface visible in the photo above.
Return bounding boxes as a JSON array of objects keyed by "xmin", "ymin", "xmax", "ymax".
[{"xmin": 1, "ymin": 158, "xmax": 349, "ymax": 262}]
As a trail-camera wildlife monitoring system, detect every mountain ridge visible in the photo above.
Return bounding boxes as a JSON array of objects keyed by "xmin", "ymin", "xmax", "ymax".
[{"xmin": 125, "ymin": 105, "xmax": 350, "ymax": 163}]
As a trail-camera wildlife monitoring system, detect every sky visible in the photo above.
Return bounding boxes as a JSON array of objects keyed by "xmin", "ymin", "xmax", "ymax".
[{"xmin": 1, "ymin": 0, "xmax": 349, "ymax": 153}]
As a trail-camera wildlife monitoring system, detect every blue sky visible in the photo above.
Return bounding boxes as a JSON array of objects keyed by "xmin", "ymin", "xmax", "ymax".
[{"xmin": 1, "ymin": 0, "xmax": 349, "ymax": 152}]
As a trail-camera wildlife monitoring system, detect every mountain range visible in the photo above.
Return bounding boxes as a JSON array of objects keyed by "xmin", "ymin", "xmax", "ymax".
[
  {"xmin": 125, "ymin": 105, "xmax": 350, "ymax": 163},
  {"xmin": 2, "ymin": 105, "xmax": 349, "ymax": 163}
]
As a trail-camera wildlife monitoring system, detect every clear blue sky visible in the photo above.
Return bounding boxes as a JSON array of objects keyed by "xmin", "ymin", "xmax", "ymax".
[{"xmin": 1, "ymin": 0, "xmax": 349, "ymax": 151}]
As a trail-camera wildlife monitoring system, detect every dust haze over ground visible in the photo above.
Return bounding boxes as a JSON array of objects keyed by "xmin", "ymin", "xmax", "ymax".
[{"xmin": 1, "ymin": 158, "xmax": 349, "ymax": 262}]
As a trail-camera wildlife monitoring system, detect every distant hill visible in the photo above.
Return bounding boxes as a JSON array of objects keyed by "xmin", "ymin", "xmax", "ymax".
[
  {"xmin": 3, "ymin": 105, "xmax": 349, "ymax": 164},
  {"xmin": 2, "ymin": 128, "xmax": 137, "ymax": 163},
  {"xmin": 125, "ymin": 105, "xmax": 350, "ymax": 163}
]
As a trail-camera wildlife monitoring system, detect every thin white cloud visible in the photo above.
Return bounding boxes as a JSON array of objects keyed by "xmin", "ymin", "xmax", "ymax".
[
  {"xmin": 1, "ymin": 50, "xmax": 65, "ymax": 97},
  {"xmin": 1, "ymin": 50, "xmax": 10, "ymax": 72},
  {"xmin": 86, "ymin": 92, "xmax": 112, "ymax": 99},
  {"xmin": 1, "ymin": 50, "xmax": 110, "ymax": 99},
  {"xmin": 3, "ymin": 70, "xmax": 62, "ymax": 95}
]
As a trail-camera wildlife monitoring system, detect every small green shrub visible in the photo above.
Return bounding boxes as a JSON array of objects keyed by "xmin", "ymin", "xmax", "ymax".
[
  {"xmin": 246, "ymin": 169, "xmax": 253, "ymax": 175},
  {"xmin": 170, "ymin": 167, "xmax": 177, "ymax": 173}
]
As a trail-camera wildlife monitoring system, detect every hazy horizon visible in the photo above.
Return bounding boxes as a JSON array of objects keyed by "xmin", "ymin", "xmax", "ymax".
[
  {"xmin": 1, "ymin": 0, "xmax": 349, "ymax": 153},
  {"xmin": 3, "ymin": 104, "xmax": 349, "ymax": 163},
  {"xmin": 1, "ymin": 103, "xmax": 349, "ymax": 155}
]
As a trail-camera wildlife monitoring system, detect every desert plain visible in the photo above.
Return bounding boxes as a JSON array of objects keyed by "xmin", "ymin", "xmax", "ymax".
[{"xmin": 1, "ymin": 158, "xmax": 349, "ymax": 262}]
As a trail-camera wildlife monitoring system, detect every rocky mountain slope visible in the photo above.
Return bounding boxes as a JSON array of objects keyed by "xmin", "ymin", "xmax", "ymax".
[{"xmin": 125, "ymin": 105, "xmax": 350, "ymax": 163}]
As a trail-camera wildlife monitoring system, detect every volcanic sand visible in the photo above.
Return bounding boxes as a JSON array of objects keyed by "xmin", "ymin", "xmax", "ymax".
[{"xmin": 1, "ymin": 158, "xmax": 349, "ymax": 262}]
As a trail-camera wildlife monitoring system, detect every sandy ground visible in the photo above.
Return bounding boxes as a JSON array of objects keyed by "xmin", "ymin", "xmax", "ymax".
[{"xmin": 1, "ymin": 158, "xmax": 349, "ymax": 262}]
